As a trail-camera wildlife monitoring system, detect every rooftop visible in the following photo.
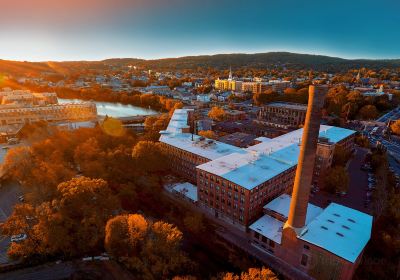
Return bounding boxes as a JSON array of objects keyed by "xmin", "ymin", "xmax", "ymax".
[
  {"xmin": 162, "ymin": 110, "xmax": 355, "ymax": 190},
  {"xmin": 163, "ymin": 108, "xmax": 193, "ymax": 134},
  {"xmin": 197, "ymin": 144, "xmax": 299, "ymax": 190},
  {"xmin": 160, "ymin": 133, "xmax": 246, "ymax": 160},
  {"xmin": 264, "ymin": 194, "xmax": 323, "ymax": 224},
  {"xmin": 266, "ymin": 102, "xmax": 307, "ymax": 111},
  {"xmin": 172, "ymin": 182, "xmax": 198, "ymax": 202},
  {"xmin": 299, "ymin": 203, "xmax": 373, "ymax": 263},
  {"xmin": 249, "ymin": 194, "xmax": 323, "ymax": 245}
]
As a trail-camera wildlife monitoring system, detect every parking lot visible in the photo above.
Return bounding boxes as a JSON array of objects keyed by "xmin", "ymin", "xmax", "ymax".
[
  {"xmin": 0, "ymin": 181, "xmax": 22, "ymax": 265},
  {"xmin": 309, "ymin": 147, "xmax": 372, "ymax": 214}
]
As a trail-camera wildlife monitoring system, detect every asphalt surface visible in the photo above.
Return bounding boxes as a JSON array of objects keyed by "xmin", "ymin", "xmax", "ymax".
[
  {"xmin": 376, "ymin": 106, "xmax": 400, "ymax": 122},
  {"xmin": 0, "ymin": 181, "xmax": 22, "ymax": 265},
  {"xmin": 309, "ymin": 147, "xmax": 371, "ymax": 214}
]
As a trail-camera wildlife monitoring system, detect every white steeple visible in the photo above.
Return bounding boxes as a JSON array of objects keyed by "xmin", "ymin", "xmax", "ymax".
[{"xmin": 228, "ymin": 66, "xmax": 233, "ymax": 81}]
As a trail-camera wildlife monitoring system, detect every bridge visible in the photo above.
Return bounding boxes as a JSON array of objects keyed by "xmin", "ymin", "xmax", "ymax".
[{"xmin": 98, "ymin": 114, "xmax": 160, "ymax": 124}]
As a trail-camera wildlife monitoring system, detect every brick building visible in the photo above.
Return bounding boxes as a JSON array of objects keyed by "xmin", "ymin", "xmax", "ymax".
[
  {"xmin": 248, "ymin": 85, "xmax": 371, "ymax": 280},
  {"xmin": 160, "ymin": 108, "xmax": 356, "ymax": 229},
  {"xmin": 258, "ymin": 102, "xmax": 307, "ymax": 129}
]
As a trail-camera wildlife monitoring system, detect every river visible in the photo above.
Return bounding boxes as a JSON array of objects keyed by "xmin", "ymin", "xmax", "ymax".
[{"xmin": 58, "ymin": 98, "xmax": 158, "ymax": 118}]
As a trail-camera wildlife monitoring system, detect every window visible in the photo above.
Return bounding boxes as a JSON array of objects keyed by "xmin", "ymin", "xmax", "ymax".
[
  {"xmin": 301, "ymin": 254, "xmax": 308, "ymax": 266},
  {"xmin": 269, "ymin": 240, "xmax": 275, "ymax": 248},
  {"xmin": 254, "ymin": 232, "xmax": 260, "ymax": 239},
  {"xmin": 261, "ymin": 236, "xmax": 267, "ymax": 243},
  {"xmin": 304, "ymin": 245, "xmax": 310, "ymax": 250}
]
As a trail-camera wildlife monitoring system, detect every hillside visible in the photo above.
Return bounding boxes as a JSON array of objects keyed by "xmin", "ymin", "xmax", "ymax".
[{"xmin": 1, "ymin": 52, "xmax": 400, "ymax": 77}]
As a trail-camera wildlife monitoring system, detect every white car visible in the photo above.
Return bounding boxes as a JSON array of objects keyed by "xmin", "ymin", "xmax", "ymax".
[{"xmin": 11, "ymin": 233, "xmax": 27, "ymax": 243}]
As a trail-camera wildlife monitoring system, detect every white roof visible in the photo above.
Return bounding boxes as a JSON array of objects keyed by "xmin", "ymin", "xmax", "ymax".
[
  {"xmin": 248, "ymin": 125, "xmax": 355, "ymax": 154},
  {"xmin": 197, "ymin": 144, "xmax": 298, "ymax": 190},
  {"xmin": 172, "ymin": 182, "xmax": 198, "ymax": 202},
  {"xmin": 254, "ymin": 136, "xmax": 272, "ymax": 142},
  {"xmin": 161, "ymin": 110, "xmax": 355, "ymax": 190},
  {"xmin": 264, "ymin": 194, "xmax": 323, "ymax": 225},
  {"xmin": 249, "ymin": 214, "xmax": 284, "ymax": 244},
  {"xmin": 299, "ymin": 203, "xmax": 373, "ymax": 263},
  {"xmin": 163, "ymin": 108, "xmax": 193, "ymax": 134},
  {"xmin": 249, "ymin": 194, "xmax": 322, "ymax": 245},
  {"xmin": 160, "ymin": 133, "xmax": 245, "ymax": 161}
]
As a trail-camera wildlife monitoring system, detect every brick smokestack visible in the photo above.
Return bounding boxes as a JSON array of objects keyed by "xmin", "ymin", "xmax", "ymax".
[{"xmin": 286, "ymin": 85, "xmax": 328, "ymax": 229}]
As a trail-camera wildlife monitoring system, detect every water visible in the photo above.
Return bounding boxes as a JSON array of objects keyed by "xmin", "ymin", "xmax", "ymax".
[{"xmin": 58, "ymin": 98, "xmax": 158, "ymax": 118}]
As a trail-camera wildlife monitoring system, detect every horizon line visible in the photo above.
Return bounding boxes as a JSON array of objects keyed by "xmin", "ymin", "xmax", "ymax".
[{"xmin": 1, "ymin": 50, "xmax": 400, "ymax": 63}]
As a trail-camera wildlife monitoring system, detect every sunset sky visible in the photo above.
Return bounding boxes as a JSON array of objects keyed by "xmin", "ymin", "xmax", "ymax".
[{"xmin": 1, "ymin": 0, "xmax": 399, "ymax": 61}]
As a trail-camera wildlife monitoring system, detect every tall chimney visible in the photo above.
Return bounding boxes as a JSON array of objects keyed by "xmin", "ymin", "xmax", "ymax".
[{"xmin": 286, "ymin": 85, "xmax": 328, "ymax": 230}]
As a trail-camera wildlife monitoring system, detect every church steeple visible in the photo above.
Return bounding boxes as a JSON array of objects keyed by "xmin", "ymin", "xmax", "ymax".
[{"xmin": 228, "ymin": 66, "xmax": 233, "ymax": 81}]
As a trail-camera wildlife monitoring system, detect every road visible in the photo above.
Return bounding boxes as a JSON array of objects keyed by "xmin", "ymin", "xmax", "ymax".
[
  {"xmin": 376, "ymin": 106, "xmax": 400, "ymax": 122},
  {"xmin": 0, "ymin": 181, "xmax": 22, "ymax": 266}
]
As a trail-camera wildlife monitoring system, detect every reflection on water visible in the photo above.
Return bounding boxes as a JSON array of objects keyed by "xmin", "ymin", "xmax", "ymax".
[{"xmin": 58, "ymin": 98, "xmax": 158, "ymax": 118}]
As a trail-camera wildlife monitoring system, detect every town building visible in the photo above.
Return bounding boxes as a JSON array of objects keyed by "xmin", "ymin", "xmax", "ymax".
[
  {"xmin": 0, "ymin": 89, "xmax": 97, "ymax": 127},
  {"xmin": 248, "ymin": 85, "xmax": 372, "ymax": 280},
  {"xmin": 257, "ymin": 102, "xmax": 307, "ymax": 129},
  {"xmin": 214, "ymin": 68, "xmax": 243, "ymax": 91},
  {"xmin": 0, "ymin": 89, "xmax": 58, "ymax": 105},
  {"xmin": 241, "ymin": 81, "xmax": 291, "ymax": 94},
  {"xmin": 0, "ymin": 103, "xmax": 97, "ymax": 126},
  {"xmin": 160, "ymin": 103, "xmax": 355, "ymax": 230}
]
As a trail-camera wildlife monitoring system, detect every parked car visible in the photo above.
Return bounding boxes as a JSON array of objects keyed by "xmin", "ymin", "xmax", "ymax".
[
  {"xmin": 18, "ymin": 195, "xmax": 24, "ymax": 202},
  {"xmin": 11, "ymin": 233, "xmax": 27, "ymax": 243}
]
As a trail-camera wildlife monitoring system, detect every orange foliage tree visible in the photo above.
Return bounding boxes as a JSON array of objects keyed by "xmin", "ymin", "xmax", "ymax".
[
  {"xmin": 1, "ymin": 177, "xmax": 120, "ymax": 259},
  {"xmin": 105, "ymin": 214, "xmax": 191, "ymax": 278},
  {"xmin": 208, "ymin": 106, "xmax": 226, "ymax": 121}
]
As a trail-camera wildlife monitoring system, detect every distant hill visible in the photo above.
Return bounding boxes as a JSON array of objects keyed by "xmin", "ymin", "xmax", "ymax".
[{"xmin": 1, "ymin": 52, "xmax": 400, "ymax": 77}]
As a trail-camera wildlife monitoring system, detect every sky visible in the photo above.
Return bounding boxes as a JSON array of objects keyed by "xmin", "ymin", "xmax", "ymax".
[{"xmin": 1, "ymin": 0, "xmax": 399, "ymax": 61}]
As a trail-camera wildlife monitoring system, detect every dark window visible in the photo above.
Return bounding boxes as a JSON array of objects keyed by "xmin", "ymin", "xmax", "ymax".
[
  {"xmin": 301, "ymin": 254, "xmax": 308, "ymax": 266},
  {"xmin": 254, "ymin": 232, "xmax": 260, "ymax": 239},
  {"xmin": 304, "ymin": 245, "xmax": 310, "ymax": 250}
]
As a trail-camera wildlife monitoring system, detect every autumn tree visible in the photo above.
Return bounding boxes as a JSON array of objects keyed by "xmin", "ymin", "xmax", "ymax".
[
  {"xmin": 198, "ymin": 130, "xmax": 218, "ymax": 140},
  {"xmin": 105, "ymin": 214, "xmax": 191, "ymax": 279},
  {"xmin": 359, "ymin": 105, "xmax": 378, "ymax": 120},
  {"xmin": 390, "ymin": 120, "xmax": 400, "ymax": 135},
  {"xmin": 324, "ymin": 166, "xmax": 349, "ymax": 194},
  {"xmin": 183, "ymin": 212, "xmax": 205, "ymax": 234},
  {"xmin": 208, "ymin": 107, "xmax": 226, "ymax": 121},
  {"xmin": 1, "ymin": 177, "xmax": 120, "ymax": 259},
  {"xmin": 3, "ymin": 146, "xmax": 75, "ymax": 204},
  {"xmin": 132, "ymin": 141, "xmax": 167, "ymax": 173},
  {"xmin": 218, "ymin": 267, "xmax": 277, "ymax": 280}
]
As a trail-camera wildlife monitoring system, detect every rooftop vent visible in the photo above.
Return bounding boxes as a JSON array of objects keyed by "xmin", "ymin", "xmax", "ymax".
[
  {"xmin": 333, "ymin": 213, "xmax": 341, "ymax": 217},
  {"xmin": 342, "ymin": 225, "xmax": 350, "ymax": 230},
  {"xmin": 327, "ymin": 219, "xmax": 335, "ymax": 223},
  {"xmin": 320, "ymin": 226, "xmax": 328, "ymax": 230},
  {"xmin": 347, "ymin": 218, "xmax": 356, "ymax": 223},
  {"xmin": 336, "ymin": 232, "xmax": 344, "ymax": 237}
]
